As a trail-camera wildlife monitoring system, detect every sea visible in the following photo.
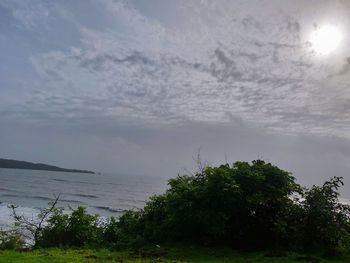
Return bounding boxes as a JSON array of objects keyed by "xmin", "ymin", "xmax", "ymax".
[{"xmin": 0, "ymin": 168, "xmax": 168, "ymax": 229}]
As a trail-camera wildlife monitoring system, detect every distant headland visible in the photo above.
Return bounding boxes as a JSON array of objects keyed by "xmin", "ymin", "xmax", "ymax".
[{"xmin": 0, "ymin": 158, "xmax": 94, "ymax": 174}]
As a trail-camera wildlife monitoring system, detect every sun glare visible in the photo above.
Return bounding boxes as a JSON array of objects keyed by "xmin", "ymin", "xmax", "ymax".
[{"xmin": 309, "ymin": 24, "xmax": 342, "ymax": 55}]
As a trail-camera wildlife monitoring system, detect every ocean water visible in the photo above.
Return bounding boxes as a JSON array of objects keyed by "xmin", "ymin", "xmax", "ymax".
[{"xmin": 0, "ymin": 168, "xmax": 168, "ymax": 229}]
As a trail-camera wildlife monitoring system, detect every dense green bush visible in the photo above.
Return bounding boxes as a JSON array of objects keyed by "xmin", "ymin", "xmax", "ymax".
[
  {"xmin": 113, "ymin": 160, "xmax": 350, "ymax": 254},
  {"xmin": 300, "ymin": 177, "xmax": 350, "ymax": 255},
  {"xmin": 101, "ymin": 211, "xmax": 145, "ymax": 249},
  {"xmin": 117, "ymin": 160, "xmax": 303, "ymax": 249},
  {"xmin": 37, "ymin": 207, "xmax": 100, "ymax": 248},
  {"xmin": 20, "ymin": 160, "xmax": 350, "ymax": 255}
]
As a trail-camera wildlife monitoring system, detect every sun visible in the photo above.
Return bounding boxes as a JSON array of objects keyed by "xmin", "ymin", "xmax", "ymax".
[{"xmin": 309, "ymin": 24, "xmax": 342, "ymax": 55}]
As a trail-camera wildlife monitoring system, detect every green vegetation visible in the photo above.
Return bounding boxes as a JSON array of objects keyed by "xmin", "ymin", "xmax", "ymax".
[
  {"xmin": 2, "ymin": 160, "xmax": 350, "ymax": 261},
  {"xmin": 108, "ymin": 161, "xmax": 350, "ymax": 255},
  {"xmin": 1, "ymin": 247, "xmax": 350, "ymax": 262}
]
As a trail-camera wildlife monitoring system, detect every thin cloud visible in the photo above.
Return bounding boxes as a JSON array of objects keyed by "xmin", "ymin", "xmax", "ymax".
[{"xmin": 1, "ymin": 0, "xmax": 350, "ymax": 139}]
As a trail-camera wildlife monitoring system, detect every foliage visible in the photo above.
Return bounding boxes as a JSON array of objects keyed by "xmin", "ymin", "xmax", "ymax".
[
  {"xmin": 117, "ymin": 160, "xmax": 302, "ymax": 248},
  {"xmin": 7, "ymin": 159, "xmax": 350, "ymax": 256},
  {"xmin": 0, "ymin": 230, "xmax": 24, "ymax": 250},
  {"xmin": 37, "ymin": 207, "xmax": 100, "ymax": 248},
  {"xmin": 1, "ymin": 246, "xmax": 350, "ymax": 262},
  {"xmin": 300, "ymin": 176, "xmax": 350, "ymax": 255},
  {"xmin": 112, "ymin": 160, "xmax": 350, "ymax": 254},
  {"xmin": 100, "ymin": 212, "xmax": 145, "ymax": 249}
]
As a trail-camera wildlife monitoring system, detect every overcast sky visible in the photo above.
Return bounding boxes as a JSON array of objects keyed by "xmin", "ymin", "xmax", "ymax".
[{"xmin": 1, "ymin": 0, "xmax": 350, "ymax": 192}]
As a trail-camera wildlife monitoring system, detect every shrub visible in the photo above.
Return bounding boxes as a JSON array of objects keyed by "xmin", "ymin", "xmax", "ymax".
[
  {"xmin": 114, "ymin": 160, "xmax": 303, "ymax": 249},
  {"xmin": 10, "ymin": 159, "xmax": 350, "ymax": 256},
  {"xmin": 0, "ymin": 230, "xmax": 24, "ymax": 250},
  {"xmin": 111, "ymin": 161, "xmax": 350, "ymax": 254},
  {"xmin": 110, "ymin": 210, "xmax": 145, "ymax": 249},
  {"xmin": 301, "ymin": 177, "xmax": 350, "ymax": 255},
  {"xmin": 37, "ymin": 207, "xmax": 100, "ymax": 248}
]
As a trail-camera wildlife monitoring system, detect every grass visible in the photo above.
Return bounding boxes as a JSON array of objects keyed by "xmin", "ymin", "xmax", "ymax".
[{"xmin": 0, "ymin": 247, "xmax": 350, "ymax": 263}]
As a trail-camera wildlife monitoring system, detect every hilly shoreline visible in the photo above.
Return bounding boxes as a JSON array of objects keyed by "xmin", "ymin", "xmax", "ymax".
[{"xmin": 0, "ymin": 158, "xmax": 94, "ymax": 174}]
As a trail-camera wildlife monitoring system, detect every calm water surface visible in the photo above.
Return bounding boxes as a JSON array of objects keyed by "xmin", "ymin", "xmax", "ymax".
[{"xmin": 0, "ymin": 168, "xmax": 168, "ymax": 228}]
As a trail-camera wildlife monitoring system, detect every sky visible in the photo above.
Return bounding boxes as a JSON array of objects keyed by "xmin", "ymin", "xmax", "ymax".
[{"xmin": 1, "ymin": 0, "xmax": 350, "ymax": 192}]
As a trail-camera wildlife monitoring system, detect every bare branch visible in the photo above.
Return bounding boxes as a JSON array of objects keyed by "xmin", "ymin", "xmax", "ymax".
[
  {"xmin": 192, "ymin": 148, "xmax": 209, "ymax": 174},
  {"xmin": 9, "ymin": 194, "xmax": 61, "ymax": 246}
]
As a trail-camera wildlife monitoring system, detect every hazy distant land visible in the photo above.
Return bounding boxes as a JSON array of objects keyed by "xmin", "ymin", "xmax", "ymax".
[{"xmin": 0, "ymin": 158, "xmax": 94, "ymax": 174}]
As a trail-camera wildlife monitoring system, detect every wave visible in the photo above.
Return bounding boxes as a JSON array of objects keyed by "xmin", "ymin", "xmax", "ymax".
[
  {"xmin": 52, "ymin": 178, "xmax": 68, "ymax": 182},
  {"xmin": 0, "ymin": 188, "xmax": 22, "ymax": 193},
  {"xmin": 32, "ymin": 196, "xmax": 54, "ymax": 201},
  {"xmin": 59, "ymin": 199, "xmax": 85, "ymax": 204},
  {"xmin": 0, "ymin": 203, "xmax": 40, "ymax": 229},
  {"xmin": 52, "ymin": 178, "xmax": 96, "ymax": 186},
  {"xmin": 1, "ymin": 194, "xmax": 58, "ymax": 202},
  {"xmin": 0, "ymin": 193, "xmax": 19, "ymax": 198},
  {"xmin": 94, "ymin": 206, "xmax": 128, "ymax": 213},
  {"xmin": 72, "ymin": 180, "xmax": 97, "ymax": 185},
  {"xmin": 71, "ymin": 193, "xmax": 98, "ymax": 199}
]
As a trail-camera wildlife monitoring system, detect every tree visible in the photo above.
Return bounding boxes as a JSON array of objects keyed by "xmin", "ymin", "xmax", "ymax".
[
  {"xmin": 9, "ymin": 194, "xmax": 60, "ymax": 246},
  {"xmin": 118, "ymin": 160, "xmax": 302, "ymax": 248},
  {"xmin": 301, "ymin": 177, "xmax": 350, "ymax": 255}
]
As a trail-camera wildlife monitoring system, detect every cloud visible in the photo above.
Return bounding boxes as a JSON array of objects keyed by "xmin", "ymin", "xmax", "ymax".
[
  {"xmin": 337, "ymin": 57, "xmax": 350, "ymax": 75},
  {"xmin": 3, "ymin": 0, "xmax": 350, "ymax": 190},
  {"xmin": 2, "ymin": 0, "xmax": 350, "ymax": 139},
  {"xmin": 0, "ymin": 0, "xmax": 51, "ymax": 30}
]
